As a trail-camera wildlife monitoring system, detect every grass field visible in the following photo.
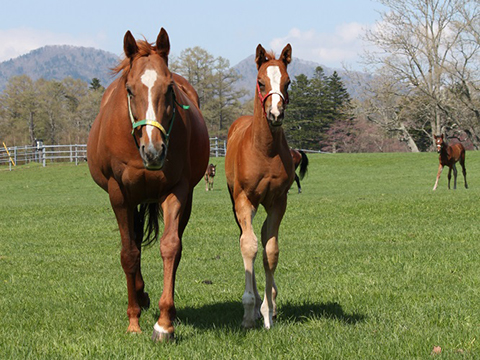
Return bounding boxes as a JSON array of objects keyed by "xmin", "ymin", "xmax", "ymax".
[{"xmin": 1, "ymin": 152, "xmax": 479, "ymax": 359}]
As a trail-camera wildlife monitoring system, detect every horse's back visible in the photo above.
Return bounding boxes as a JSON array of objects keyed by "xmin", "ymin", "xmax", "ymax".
[
  {"xmin": 449, "ymin": 143, "xmax": 466, "ymax": 161},
  {"xmin": 173, "ymin": 73, "xmax": 200, "ymax": 109}
]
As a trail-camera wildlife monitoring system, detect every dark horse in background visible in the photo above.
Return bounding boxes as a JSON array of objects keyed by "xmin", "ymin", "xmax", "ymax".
[
  {"xmin": 87, "ymin": 28, "xmax": 209, "ymax": 341},
  {"xmin": 290, "ymin": 149, "xmax": 309, "ymax": 193},
  {"xmin": 204, "ymin": 163, "xmax": 216, "ymax": 191},
  {"xmin": 432, "ymin": 134, "xmax": 468, "ymax": 191},
  {"xmin": 225, "ymin": 43, "xmax": 294, "ymax": 329}
]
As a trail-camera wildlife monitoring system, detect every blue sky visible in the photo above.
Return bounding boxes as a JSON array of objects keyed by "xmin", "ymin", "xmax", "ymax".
[{"xmin": 0, "ymin": 0, "xmax": 385, "ymax": 69}]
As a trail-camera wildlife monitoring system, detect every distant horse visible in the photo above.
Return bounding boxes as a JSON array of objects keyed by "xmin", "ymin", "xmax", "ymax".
[
  {"xmin": 225, "ymin": 43, "xmax": 294, "ymax": 329},
  {"xmin": 432, "ymin": 134, "xmax": 467, "ymax": 191},
  {"xmin": 205, "ymin": 163, "xmax": 216, "ymax": 191},
  {"xmin": 290, "ymin": 149, "xmax": 309, "ymax": 193},
  {"xmin": 87, "ymin": 28, "xmax": 209, "ymax": 341}
]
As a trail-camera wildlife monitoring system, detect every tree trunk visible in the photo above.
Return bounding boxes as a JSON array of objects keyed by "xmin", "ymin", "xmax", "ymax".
[
  {"xmin": 28, "ymin": 111, "xmax": 35, "ymax": 145},
  {"xmin": 399, "ymin": 123, "xmax": 419, "ymax": 152}
]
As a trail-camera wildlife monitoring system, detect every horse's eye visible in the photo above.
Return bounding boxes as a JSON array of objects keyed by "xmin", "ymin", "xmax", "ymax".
[
  {"xmin": 126, "ymin": 85, "xmax": 134, "ymax": 97},
  {"xmin": 285, "ymin": 80, "xmax": 291, "ymax": 90},
  {"xmin": 258, "ymin": 81, "xmax": 265, "ymax": 90}
]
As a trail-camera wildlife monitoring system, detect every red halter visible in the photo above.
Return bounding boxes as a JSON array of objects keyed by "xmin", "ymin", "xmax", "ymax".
[{"xmin": 256, "ymin": 81, "xmax": 289, "ymax": 118}]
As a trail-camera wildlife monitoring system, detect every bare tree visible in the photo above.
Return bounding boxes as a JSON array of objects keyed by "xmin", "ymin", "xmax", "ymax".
[{"xmin": 362, "ymin": 0, "xmax": 480, "ymax": 149}]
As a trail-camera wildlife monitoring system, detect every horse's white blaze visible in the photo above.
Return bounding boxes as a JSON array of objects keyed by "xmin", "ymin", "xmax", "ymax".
[
  {"xmin": 266, "ymin": 66, "xmax": 282, "ymax": 117},
  {"xmin": 141, "ymin": 69, "xmax": 158, "ymax": 141}
]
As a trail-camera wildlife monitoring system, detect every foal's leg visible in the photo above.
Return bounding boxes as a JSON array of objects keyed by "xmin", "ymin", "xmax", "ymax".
[
  {"xmin": 260, "ymin": 195, "xmax": 287, "ymax": 329},
  {"xmin": 452, "ymin": 163, "xmax": 458, "ymax": 190},
  {"xmin": 460, "ymin": 157, "xmax": 468, "ymax": 189},
  {"xmin": 433, "ymin": 164, "xmax": 443, "ymax": 191},
  {"xmin": 109, "ymin": 181, "xmax": 144, "ymax": 333},
  {"xmin": 447, "ymin": 166, "xmax": 453, "ymax": 189},
  {"xmin": 294, "ymin": 173, "xmax": 302, "ymax": 193},
  {"xmin": 152, "ymin": 187, "xmax": 189, "ymax": 342},
  {"xmin": 234, "ymin": 192, "xmax": 260, "ymax": 328}
]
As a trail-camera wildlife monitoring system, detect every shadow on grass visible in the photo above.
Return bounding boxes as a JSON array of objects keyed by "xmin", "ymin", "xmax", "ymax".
[
  {"xmin": 151, "ymin": 300, "xmax": 365, "ymax": 331},
  {"xmin": 279, "ymin": 301, "xmax": 366, "ymax": 325}
]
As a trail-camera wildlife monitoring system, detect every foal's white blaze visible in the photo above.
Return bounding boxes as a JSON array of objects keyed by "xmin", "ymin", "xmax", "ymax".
[
  {"xmin": 266, "ymin": 66, "xmax": 282, "ymax": 118},
  {"xmin": 141, "ymin": 69, "xmax": 158, "ymax": 141}
]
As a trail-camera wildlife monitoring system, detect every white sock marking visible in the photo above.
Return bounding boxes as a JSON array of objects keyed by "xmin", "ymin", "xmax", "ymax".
[{"xmin": 154, "ymin": 322, "xmax": 169, "ymax": 334}]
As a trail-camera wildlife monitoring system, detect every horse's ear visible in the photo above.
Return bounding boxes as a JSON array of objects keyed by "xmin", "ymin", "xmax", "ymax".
[
  {"xmin": 280, "ymin": 44, "xmax": 292, "ymax": 66},
  {"xmin": 440, "ymin": 134, "xmax": 444, "ymax": 139},
  {"xmin": 156, "ymin": 28, "xmax": 170, "ymax": 64},
  {"xmin": 123, "ymin": 31, "xmax": 138, "ymax": 59},
  {"xmin": 255, "ymin": 44, "xmax": 267, "ymax": 70}
]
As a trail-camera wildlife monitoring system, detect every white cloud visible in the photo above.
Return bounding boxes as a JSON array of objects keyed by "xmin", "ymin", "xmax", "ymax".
[
  {"xmin": 269, "ymin": 23, "xmax": 370, "ymax": 68},
  {"xmin": 0, "ymin": 27, "xmax": 106, "ymax": 62}
]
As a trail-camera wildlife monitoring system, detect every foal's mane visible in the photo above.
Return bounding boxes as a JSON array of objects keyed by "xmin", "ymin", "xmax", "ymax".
[
  {"xmin": 112, "ymin": 40, "xmax": 161, "ymax": 78},
  {"xmin": 265, "ymin": 51, "xmax": 277, "ymax": 61}
]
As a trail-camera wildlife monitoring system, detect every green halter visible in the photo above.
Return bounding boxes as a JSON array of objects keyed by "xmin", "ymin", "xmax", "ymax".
[{"xmin": 127, "ymin": 90, "xmax": 190, "ymax": 147}]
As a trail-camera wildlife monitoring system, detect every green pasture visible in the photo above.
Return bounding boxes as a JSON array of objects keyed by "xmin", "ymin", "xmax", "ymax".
[{"xmin": 1, "ymin": 152, "xmax": 479, "ymax": 359}]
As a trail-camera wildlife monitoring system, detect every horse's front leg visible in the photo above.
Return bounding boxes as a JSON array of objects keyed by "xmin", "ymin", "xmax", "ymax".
[
  {"xmin": 260, "ymin": 194, "xmax": 287, "ymax": 329},
  {"xmin": 109, "ymin": 181, "xmax": 145, "ymax": 333},
  {"xmin": 234, "ymin": 192, "xmax": 261, "ymax": 328},
  {"xmin": 433, "ymin": 164, "xmax": 443, "ymax": 191},
  {"xmin": 152, "ymin": 186, "xmax": 189, "ymax": 342}
]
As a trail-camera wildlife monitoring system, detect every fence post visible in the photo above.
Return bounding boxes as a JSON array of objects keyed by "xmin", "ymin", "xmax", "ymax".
[
  {"xmin": 215, "ymin": 137, "xmax": 219, "ymax": 157},
  {"xmin": 223, "ymin": 140, "xmax": 226, "ymax": 156},
  {"xmin": 14, "ymin": 147, "xmax": 17, "ymax": 167},
  {"xmin": 42, "ymin": 146, "xmax": 46, "ymax": 167},
  {"xmin": 75, "ymin": 145, "xmax": 78, "ymax": 165}
]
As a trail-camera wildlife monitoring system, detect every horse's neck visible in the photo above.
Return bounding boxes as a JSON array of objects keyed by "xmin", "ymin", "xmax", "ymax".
[
  {"xmin": 440, "ymin": 144, "xmax": 452, "ymax": 162},
  {"xmin": 251, "ymin": 100, "xmax": 285, "ymax": 156}
]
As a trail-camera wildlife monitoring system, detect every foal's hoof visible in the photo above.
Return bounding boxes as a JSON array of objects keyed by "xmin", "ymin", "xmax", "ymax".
[{"xmin": 152, "ymin": 323, "xmax": 174, "ymax": 342}]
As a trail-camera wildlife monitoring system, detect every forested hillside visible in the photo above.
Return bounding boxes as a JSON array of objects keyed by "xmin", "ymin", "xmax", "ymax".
[{"xmin": 0, "ymin": 45, "xmax": 119, "ymax": 90}]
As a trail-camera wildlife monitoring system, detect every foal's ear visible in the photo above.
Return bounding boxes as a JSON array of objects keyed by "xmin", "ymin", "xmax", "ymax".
[
  {"xmin": 156, "ymin": 28, "xmax": 170, "ymax": 64},
  {"xmin": 255, "ymin": 44, "xmax": 267, "ymax": 70},
  {"xmin": 280, "ymin": 44, "xmax": 292, "ymax": 66},
  {"xmin": 123, "ymin": 31, "xmax": 138, "ymax": 59}
]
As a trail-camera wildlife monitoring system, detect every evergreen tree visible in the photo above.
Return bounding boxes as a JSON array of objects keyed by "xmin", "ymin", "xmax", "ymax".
[{"xmin": 285, "ymin": 68, "xmax": 352, "ymax": 150}]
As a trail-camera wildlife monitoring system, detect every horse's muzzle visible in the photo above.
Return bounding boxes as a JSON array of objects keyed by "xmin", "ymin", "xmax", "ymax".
[
  {"xmin": 267, "ymin": 108, "xmax": 285, "ymax": 127},
  {"xmin": 140, "ymin": 143, "xmax": 167, "ymax": 170}
]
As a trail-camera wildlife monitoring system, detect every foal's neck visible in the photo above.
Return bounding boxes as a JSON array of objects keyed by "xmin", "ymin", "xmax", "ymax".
[{"xmin": 252, "ymin": 98, "xmax": 285, "ymax": 155}]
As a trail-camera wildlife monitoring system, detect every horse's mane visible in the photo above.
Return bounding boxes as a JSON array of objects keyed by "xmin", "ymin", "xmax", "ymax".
[
  {"xmin": 265, "ymin": 51, "xmax": 277, "ymax": 61},
  {"xmin": 112, "ymin": 40, "xmax": 159, "ymax": 77}
]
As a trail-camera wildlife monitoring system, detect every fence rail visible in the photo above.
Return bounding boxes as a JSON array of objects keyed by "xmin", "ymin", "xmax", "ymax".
[{"xmin": 0, "ymin": 138, "xmax": 228, "ymax": 170}]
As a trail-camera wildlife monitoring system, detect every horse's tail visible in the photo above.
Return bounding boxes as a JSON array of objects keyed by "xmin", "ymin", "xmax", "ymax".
[
  {"xmin": 135, "ymin": 203, "xmax": 161, "ymax": 246},
  {"xmin": 298, "ymin": 150, "xmax": 309, "ymax": 180}
]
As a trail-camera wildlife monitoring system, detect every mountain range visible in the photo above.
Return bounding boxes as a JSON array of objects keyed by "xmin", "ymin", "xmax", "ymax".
[{"xmin": 0, "ymin": 45, "xmax": 363, "ymax": 98}]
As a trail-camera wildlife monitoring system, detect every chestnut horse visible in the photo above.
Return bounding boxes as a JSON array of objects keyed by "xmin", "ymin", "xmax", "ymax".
[
  {"xmin": 290, "ymin": 148, "xmax": 309, "ymax": 193},
  {"xmin": 87, "ymin": 28, "xmax": 209, "ymax": 341},
  {"xmin": 225, "ymin": 44, "xmax": 294, "ymax": 329},
  {"xmin": 204, "ymin": 163, "xmax": 216, "ymax": 191},
  {"xmin": 432, "ymin": 134, "xmax": 467, "ymax": 191}
]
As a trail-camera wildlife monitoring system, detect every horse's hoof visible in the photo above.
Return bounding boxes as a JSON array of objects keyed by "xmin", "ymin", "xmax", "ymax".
[
  {"xmin": 127, "ymin": 324, "xmax": 142, "ymax": 334},
  {"xmin": 152, "ymin": 323, "xmax": 174, "ymax": 342},
  {"xmin": 241, "ymin": 318, "xmax": 257, "ymax": 329}
]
